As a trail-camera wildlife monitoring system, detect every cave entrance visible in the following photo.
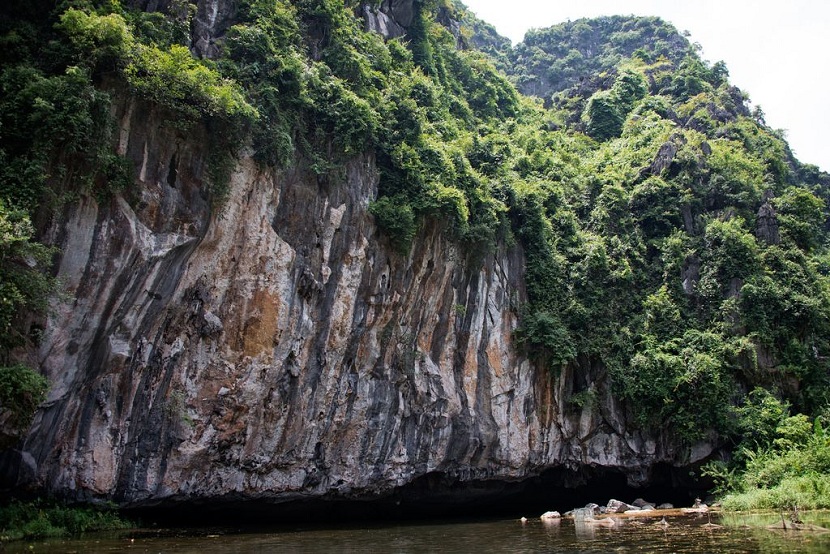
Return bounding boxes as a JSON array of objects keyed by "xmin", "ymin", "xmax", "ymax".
[{"xmin": 126, "ymin": 464, "xmax": 706, "ymax": 527}]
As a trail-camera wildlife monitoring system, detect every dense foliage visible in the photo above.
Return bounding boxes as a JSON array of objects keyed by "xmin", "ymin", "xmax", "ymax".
[
  {"xmin": 705, "ymin": 389, "xmax": 830, "ymax": 510},
  {"xmin": 0, "ymin": 201, "xmax": 51, "ymax": 445},
  {"xmin": 455, "ymin": 9, "xmax": 830, "ymax": 447},
  {"xmin": 507, "ymin": 16, "xmax": 693, "ymax": 101},
  {"xmin": 0, "ymin": 1, "xmax": 828, "ymax": 503}
]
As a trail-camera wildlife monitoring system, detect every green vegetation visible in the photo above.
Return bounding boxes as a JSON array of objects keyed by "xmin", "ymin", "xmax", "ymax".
[
  {"xmin": 0, "ymin": 364, "xmax": 47, "ymax": 449},
  {"xmin": 508, "ymin": 16, "xmax": 693, "ymax": 101},
  {"xmin": 0, "ymin": 0, "xmax": 828, "ymax": 506},
  {"xmin": 0, "ymin": 200, "xmax": 51, "ymax": 447},
  {"xmin": 0, "ymin": 499, "xmax": 131, "ymax": 541},
  {"xmin": 705, "ymin": 390, "xmax": 830, "ymax": 510},
  {"xmin": 582, "ymin": 68, "xmax": 648, "ymax": 140},
  {"xmin": 455, "ymin": 4, "xmax": 828, "ymax": 452}
]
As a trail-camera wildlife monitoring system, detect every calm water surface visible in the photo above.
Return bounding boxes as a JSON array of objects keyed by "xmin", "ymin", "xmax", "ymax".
[{"xmin": 7, "ymin": 512, "xmax": 830, "ymax": 553}]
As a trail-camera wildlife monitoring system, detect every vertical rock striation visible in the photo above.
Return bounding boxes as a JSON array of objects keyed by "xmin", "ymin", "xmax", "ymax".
[
  {"xmin": 1, "ymin": 0, "xmax": 707, "ymax": 509},
  {"xmin": 362, "ymin": 0, "xmax": 414, "ymax": 40},
  {"xmin": 2, "ymin": 91, "xmax": 701, "ymax": 508}
]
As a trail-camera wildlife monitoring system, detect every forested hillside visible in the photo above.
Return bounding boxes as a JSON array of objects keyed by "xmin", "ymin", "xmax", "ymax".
[
  {"xmin": 1, "ymin": 0, "xmax": 829, "ymax": 512},
  {"xmin": 507, "ymin": 16, "xmax": 692, "ymax": 100}
]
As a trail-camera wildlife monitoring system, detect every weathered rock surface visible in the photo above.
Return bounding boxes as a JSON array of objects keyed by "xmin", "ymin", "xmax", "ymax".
[
  {"xmin": 362, "ymin": 0, "xmax": 414, "ymax": 39},
  {"xmin": 756, "ymin": 200, "xmax": 780, "ymax": 245},
  {"xmin": 0, "ymin": 90, "xmax": 707, "ymax": 509},
  {"xmin": 361, "ymin": 0, "xmax": 462, "ymax": 48},
  {"xmin": 125, "ymin": 0, "xmax": 244, "ymax": 59},
  {"xmin": 191, "ymin": 0, "xmax": 238, "ymax": 58},
  {"xmin": 0, "ymin": 2, "xmax": 710, "ymax": 511}
]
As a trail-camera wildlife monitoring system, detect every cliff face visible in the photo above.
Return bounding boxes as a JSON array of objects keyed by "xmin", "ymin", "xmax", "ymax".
[
  {"xmin": 2, "ymin": 0, "xmax": 712, "ymax": 508},
  {"xmin": 7, "ymin": 94, "xmax": 704, "ymax": 508}
]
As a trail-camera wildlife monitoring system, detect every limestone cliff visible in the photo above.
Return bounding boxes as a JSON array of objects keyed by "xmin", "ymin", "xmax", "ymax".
[
  {"xmin": 1, "ymin": 0, "xmax": 711, "ymax": 511},
  {"xmin": 3, "ymin": 102, "xmax": 702, "ymax": 511}
]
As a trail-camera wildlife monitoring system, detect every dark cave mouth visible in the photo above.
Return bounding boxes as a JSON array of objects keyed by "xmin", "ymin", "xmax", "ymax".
[{"xmin": 125, "ymin": 463, "xmax": 708, "ymax": 527}]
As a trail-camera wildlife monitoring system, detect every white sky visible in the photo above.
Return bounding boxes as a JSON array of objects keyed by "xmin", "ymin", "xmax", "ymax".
[{"xmin": 461, "ymin": 0, "xmax": 830, "ymax": 172}]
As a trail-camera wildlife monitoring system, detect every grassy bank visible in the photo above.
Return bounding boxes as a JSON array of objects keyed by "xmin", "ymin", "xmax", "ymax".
[
  {"xmin": 0, "ymin": 499, "xmax": 132, "ymax": 542},
  {"xmin": 720, "ymin": 474, "xmax": 830, "ymax": 512},
  {"xmin": 705, "ymin": 392, "xmax": 830, "ymax": 512}
]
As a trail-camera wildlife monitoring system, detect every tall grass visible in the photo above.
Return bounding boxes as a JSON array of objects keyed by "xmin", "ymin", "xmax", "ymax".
[
  {"xmin": 721, "ymin": 473, "xmax": 830, "ymax": 511},
  {"xmin": 713, "ymin": 419, "xmax": 830, "ymax": 511},
  {"xmin": 0, "ymin": 499, "xmax": 132, "ymax": 541}
]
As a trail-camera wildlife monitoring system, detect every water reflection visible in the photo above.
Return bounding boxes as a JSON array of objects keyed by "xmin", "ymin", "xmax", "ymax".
[{"xmin": 5, "ymin": 512, "xmax": 830, "ymax": 553}]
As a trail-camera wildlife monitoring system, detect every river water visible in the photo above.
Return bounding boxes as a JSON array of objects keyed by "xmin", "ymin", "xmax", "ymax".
[{"xmin": 6, "ymin": 512, "xmax": 830, "ymax": 553}]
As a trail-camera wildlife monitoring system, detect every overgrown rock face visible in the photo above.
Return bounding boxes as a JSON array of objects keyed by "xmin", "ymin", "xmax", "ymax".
[
  {"xmin": 126, "ymin": 0, "xmax": 237, "ymax": 58},
  {"xmin": 134, "ymin": 1, "xmax": 421, "ymax": 58},
  {"xmin": 756, "ymin": 200, "xmax": 780, "ymax": 245},
  {"xmin": 191, "ymin": 0, "xmax": 238, "ymax": 58},
  {"xmin": 125, "ymin": 0, "xmax": 176, "ymax": 10},
  {"xmin": 0, "ymin": 91, "xmax": 710, "ymax": 507}
]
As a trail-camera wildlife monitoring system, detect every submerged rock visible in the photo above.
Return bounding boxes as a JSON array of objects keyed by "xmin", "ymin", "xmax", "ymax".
[{"xmin": 607, "ymin": 499, "xmax": 638, "ymax": 513}]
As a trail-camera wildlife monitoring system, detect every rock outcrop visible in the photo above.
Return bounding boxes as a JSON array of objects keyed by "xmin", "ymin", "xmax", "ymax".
[
  {"xmin": 362, "ymin": 0, "xmax": 415, "ymax": 40},
  {"xmin": 0, "ymin": 87, "xmax": 708, "ymax": 509},
  {"xmin": 0, "ymin": 1, "xmax": 711, "ymax": 511},
  {"xmin": 126, "ymin": 0, "xmax": 243, "ymax": 59},
  {"xmin": 756, "ymin": 199, "xmax": 780, "ymax": 245}
]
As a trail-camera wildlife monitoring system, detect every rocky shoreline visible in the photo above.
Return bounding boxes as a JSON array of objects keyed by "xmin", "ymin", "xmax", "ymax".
[{"xmin": 522, "ymin": 497, "xmax": 711, "ymax": 523}]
